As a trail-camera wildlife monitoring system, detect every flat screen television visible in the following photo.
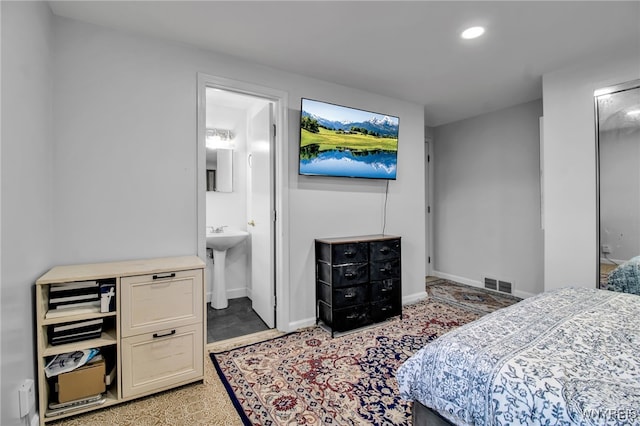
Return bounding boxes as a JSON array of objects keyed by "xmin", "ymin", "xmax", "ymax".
[{"xmin": 299, "ymin": 98, "xmax": 399, "ymax": 179}]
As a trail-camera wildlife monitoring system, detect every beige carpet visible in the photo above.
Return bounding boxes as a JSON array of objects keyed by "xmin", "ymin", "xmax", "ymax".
[{"xmin": 50, "ymin": 330, "xmax": 283, "ymax": 426}]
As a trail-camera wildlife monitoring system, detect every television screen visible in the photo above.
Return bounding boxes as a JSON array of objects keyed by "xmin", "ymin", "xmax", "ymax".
[{"xmin": 299, "ymin": 98, "xmax": 399, "ymax": 179}]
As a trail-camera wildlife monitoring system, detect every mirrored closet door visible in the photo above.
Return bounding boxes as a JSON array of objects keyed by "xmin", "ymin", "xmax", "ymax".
[{"xmin": 595, "ymin": 79, "xmax": 640, "ymax": 291}]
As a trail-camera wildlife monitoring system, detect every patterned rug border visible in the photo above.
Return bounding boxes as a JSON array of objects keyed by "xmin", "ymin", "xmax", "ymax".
[
  {"xmin": 210, "ymin": 331, "xmax": 301, "ymax": 425},
  {"xmin": 210, "ymin": 352, "xmax": 253, "ymax": 425}
]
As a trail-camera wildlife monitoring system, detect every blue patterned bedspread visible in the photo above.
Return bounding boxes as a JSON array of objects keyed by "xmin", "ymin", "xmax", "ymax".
[{"xmin": 397, "ymin": 288, "xmax": 640, "ymax": 426}]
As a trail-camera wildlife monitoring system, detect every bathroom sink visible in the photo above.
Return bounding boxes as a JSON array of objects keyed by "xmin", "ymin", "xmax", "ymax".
[{"xmin": 206, "ymin": 229, "xmax": 249, "ymax": 252}]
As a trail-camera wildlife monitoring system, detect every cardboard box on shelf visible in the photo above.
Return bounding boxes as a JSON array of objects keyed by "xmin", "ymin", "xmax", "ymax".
[{"xmin": 56, "ymin": 359, "xmax": 105, "ymax": 403}]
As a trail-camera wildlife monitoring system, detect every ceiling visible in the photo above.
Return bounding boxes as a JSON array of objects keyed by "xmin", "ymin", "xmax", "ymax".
[{"xmin": 48, "ymin": 1, "xmax": 640, "ymax": 126}]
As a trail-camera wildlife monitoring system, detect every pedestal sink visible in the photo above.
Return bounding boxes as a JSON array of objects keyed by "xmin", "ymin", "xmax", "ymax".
[{"xmin": 206, "ymin": 229, "xmax": 249, "ymax": 309}]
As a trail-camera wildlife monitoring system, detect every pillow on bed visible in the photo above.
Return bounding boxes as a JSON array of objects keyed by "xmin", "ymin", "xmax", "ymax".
[{"xmin": 607, "ymin": 255, "xmax": 640, "ymax": 295}]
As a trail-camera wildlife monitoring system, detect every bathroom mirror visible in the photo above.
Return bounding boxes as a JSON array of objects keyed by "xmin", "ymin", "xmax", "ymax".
[
  {"xmin": 595, "ymin": 79, "xmax": 640, "ymax": 289},
  {"xmin": 206, "ymin": 148, "xmax": 233, "ymax": 192}
]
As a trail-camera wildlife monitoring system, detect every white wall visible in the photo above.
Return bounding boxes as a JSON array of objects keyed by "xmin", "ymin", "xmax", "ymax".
[
  {"xmin": 1, "ymin": 2, "xmax": 54, "ymax": 424},
  {"xmin": 542, "ymin": 44, "xmax": 640, "ymax": 291},
  {"xmin": 50, "ymin": 17, "xmax": 426, "ymax": 329},
  {"xmin": 432, "ymin": 100, "xmax": 544, "ymax": 298}
]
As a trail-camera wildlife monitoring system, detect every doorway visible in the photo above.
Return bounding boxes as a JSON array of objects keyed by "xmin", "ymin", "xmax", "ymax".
[{"xmin": 196, "ymin": 74, "xmax": 289, "ymax": 343}]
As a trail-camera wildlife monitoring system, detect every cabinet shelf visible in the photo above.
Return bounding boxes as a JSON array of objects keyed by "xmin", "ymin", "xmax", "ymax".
[
  {"xmin": 42, "ymin": 311, "xmax": 116, "ymax": 326},
  {"xmin": 43, "ymin": 389, "xmax": 119, "ymax": 421},
  {"xmin": 42, "ymin": 329, "xmax": 117, "ymax": 357}
]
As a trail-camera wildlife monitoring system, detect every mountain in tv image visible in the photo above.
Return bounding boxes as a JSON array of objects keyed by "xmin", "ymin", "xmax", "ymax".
[
  {"xmin": 301, "ymin": 110, "xmax": 399, "ymax": 137},
  {"xmin": 299, "ymin": 106, "xmax": 399, "ymax": 179}
]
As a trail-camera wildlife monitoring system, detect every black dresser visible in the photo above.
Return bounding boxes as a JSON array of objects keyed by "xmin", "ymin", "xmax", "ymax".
[{"xmin": 315, "ymin": 234, "xmax": 402, "ymax": 336}]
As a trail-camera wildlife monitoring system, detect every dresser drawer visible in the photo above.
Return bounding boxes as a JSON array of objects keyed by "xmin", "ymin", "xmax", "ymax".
[
  {"xmin": 319, "ymin": 302, "xmax": 371, "ymax": 332},
  {"xmin": 369, "ymin": 239, "xmax": 401, "ymax": 262},
  {"xmin": 371, "ymin": 279, "xmax": 401, "ymax": 304},
  {"xmin": 120, "ymin": 269, "xmax": 203, "ymax": 337},
  {"xmin": 318, "ymin": 283, "xmax": 369, "ymax": 309},
  {"xmin": 370, "ymin": 300, "xmax": 401, "ymax": 322},
  {"xmin": 317, "ymin": 242, "xmax": 368, "ymax": 265},
  {"xmin": 317, "ymin": 262, "xmax": 369, "ymax": 287},
  {"xmin": 370, "ymin": 258, "xmax": 401, "ymax": 281},
  {"xmin": 121, "ymin": 323, "xmax": 203, "ymax": 398}
]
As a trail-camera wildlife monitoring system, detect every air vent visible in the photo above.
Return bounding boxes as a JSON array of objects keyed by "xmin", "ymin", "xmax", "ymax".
[
  {"xmin": 484, "ymin": 277, "xmax": 497, "ymax": 291},
  {"xmin": 498, "ymin": 280, "xmax": 513, "ymax": 294}
]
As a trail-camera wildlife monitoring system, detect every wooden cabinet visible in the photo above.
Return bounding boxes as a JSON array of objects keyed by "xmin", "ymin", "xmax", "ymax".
[
  {"xmin": 35, "ymin": 256, "xmax": 205, "ymax": 424},
  {"xmin": 315, "ymin": 235, "xmax": 402, "ymax": 336}
]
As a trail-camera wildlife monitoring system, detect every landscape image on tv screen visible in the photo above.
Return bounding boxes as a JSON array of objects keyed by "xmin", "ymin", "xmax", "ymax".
[{"xmin": 299, "ymin": 98, "xmax": 399, "ymax": 179}]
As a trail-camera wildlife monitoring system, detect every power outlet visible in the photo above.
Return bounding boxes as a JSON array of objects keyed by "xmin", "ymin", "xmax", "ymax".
[
  {"xmin": 601, "ymin": 244, "xmax": 612, "ymax": 254},
  {"xmin": 18, "ymin": 379, "xmax": 35, "ymax": 418}
]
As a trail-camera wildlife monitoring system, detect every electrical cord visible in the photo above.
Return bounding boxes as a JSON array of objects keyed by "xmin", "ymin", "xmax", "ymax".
[{"xmin": 382, "ymin": 180, "xmax": 389, "ymax": 235}]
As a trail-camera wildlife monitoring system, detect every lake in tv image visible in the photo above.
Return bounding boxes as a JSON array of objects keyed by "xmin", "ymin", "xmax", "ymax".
[{"xmin": 299, "ymin": 99, "xmax": 399, "ymax": 179}]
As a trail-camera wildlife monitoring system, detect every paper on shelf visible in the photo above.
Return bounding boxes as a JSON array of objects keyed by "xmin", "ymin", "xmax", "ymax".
[{"xmin": 44, "ymin": 348, "xmax": 99, "ymax": 378}]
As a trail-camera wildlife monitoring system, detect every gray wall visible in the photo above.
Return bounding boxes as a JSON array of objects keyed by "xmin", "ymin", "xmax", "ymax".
[
  {"xmin": 1, "ymin": 2, "xmax": 54, "ymax": 424},
  {"xmin": 542, "ymin": 43, "xmax": 640, "ymax": 291},
  {"xmin": 432, "ymin": 100, "xmax": 544, "ymax": 297}
]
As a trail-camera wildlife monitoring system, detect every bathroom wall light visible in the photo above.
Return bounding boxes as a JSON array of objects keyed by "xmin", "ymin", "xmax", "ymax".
[{"xmin": 206, "ymin": 128, "xmax": 235, "ymax": 149}]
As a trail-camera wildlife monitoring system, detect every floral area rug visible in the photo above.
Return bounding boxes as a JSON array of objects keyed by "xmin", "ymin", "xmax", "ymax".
[
  {"xmin": 210, "ymin": 299, "xmax": 481, "ymax": 425},
  {"xmin": 426, "ymin": 278, "xmax": 520, "ymax": 315}
]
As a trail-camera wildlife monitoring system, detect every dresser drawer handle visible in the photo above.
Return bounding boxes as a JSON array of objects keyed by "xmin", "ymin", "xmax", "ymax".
[
  {"xmin": 379, "ymin": 247, "xmax": 391, "ymax": 254},
  {"xmin": 346, "ymin": 313, "xmax": 359, "ymax": 320},
  {"xmin": 344, "ymin": 250, "xmax": 356, "ymax": 257},
  {"xmin": 381, "ymin": 287, "xmax": 391, "ymax": 292},
  {"xmin": 153, "ymin": 273, "xmax": 176, "ymax": 280},
  {"xmin": 344, "ymin": 292, "xmax": 356, "ymax": 298},
  {"xmin": 153, "ymin": 329, "xmax": 176, "ymax": 339},
  {"xmin": 344, "ymin": 272, "xmax": 356, "ymax": 279}
]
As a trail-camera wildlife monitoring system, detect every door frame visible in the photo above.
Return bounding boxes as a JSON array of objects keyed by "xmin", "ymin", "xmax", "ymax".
[{"xmin": 196, "ymin": 73, "xmax": 290, "ymax": 331}]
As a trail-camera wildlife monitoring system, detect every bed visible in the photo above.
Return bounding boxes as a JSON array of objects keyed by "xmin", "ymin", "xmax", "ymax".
[
  {"xmin": 397, "ymin": 287, "xmax": 640, "ymax": 426},
  {"xmin": 607, "ymin": 255, "xmax": 640, "ymax": 295}
]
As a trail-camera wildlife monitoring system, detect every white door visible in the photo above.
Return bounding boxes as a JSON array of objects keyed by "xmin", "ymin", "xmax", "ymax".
[{"xmin": 247, "ymin": 102, "xmax": 275, "ymax": 328}]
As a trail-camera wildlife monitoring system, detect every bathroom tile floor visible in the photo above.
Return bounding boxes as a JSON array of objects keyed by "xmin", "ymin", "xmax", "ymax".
[{"xmin": 207, "ymin": 297, "xmax": 270, "ymax": 343}]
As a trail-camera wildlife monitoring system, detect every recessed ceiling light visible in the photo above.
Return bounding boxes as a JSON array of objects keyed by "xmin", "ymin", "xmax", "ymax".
[{"xmin": 461, "ymin": 26, "xmax": 485, "ymax": 40}]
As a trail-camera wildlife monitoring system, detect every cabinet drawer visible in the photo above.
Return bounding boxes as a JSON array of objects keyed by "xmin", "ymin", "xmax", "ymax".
[
  {"xmin": 370, "ymin": 258, "xmax": 401, "ymax": 281},
  {"xmin": 369, "ymin": 239, "xmax": 401, "ymax": 262},
  {"xmin": 121, "ymin": 323, "xmax": 203, "ymax": 398},
  {"xmin": 317, "ymin": 262, "xmax": 369, "ymax": 287},
  {"xmin": 121, "ymin": 269, "xmax": 203, "ymax": 337},
  {"xmin": 317, "ymin": 242, "xmax": 368, "ymax": 265}
]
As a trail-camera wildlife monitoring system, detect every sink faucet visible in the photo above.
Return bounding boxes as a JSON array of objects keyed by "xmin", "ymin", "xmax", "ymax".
[{"xmin": 213, "ymin": 225, "xmax": 227, "ymax": 233}]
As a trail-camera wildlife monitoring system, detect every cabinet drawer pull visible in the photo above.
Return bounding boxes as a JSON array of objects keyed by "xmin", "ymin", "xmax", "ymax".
[
  {"xmin": 344, "ymin": 292, "xmax": 356, "ymax": 298},
  {"xmin": 346, "ymin": 313, "xmax": 359, "ymax": 319},
  {"xmin": 344, "ymin": 272, "xmax": 356, "ymax": 279},
  {"xmin": 381, "ymin": 287, "xmax": 391, "ymax": 292},
  {"xmin": 344, "ymin": 250, "xmax": 356, "ymax": 257},
  {"xmin": 153, "ymin": 329, "xmax": 176, "ymax": 339},
  {"xmin": 379, "ymin": 247, "xmax": 390, "ymax": 254},
  {"xmin": 153, "ymin": 273, "xmax": 176, "ymax": 280}
]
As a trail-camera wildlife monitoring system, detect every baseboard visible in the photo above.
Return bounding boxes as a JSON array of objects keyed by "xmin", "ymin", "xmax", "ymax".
[
  {"xmin": 431, "ymin": 270, "xmax": 535, "ymax": 299},
  {"xmin": 403, "ymin": 291, "xmax": 428, "ymax": 305},
  {"xmin": 288, "ymin": 317, "xmax": 316, "ymax": 332}
]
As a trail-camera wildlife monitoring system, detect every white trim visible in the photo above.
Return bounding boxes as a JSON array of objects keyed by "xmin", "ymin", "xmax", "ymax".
[
  {"xmin": 432, "ymin": 270, "xmax": 535, "ymax": 299},
  {"xmin": 288, "ymin": 317, "xmax": 316, "ymax": 332},
  {"xmin": 403, "ymin": 291, "xmax": 428, "ymax": 305},
  {"xmin": 196, "ymin": 73, "xmax": 290, "ymax": 332}
]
